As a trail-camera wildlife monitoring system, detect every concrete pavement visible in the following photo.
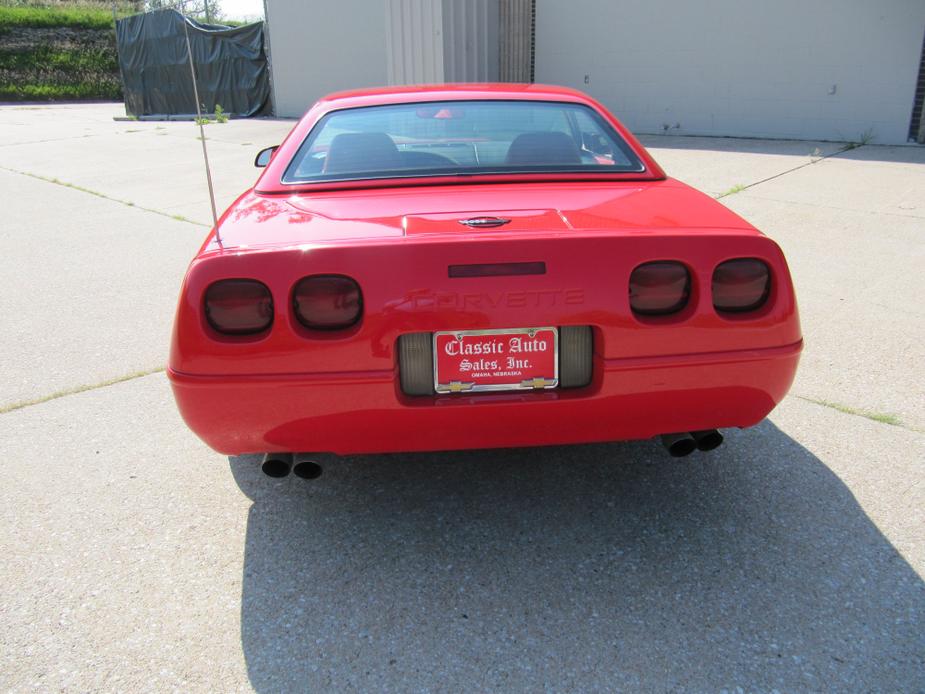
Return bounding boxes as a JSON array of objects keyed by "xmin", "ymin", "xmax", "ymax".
[{"xmin": 0, "ymin": 104, "xmax": 922, "ymax": 692}]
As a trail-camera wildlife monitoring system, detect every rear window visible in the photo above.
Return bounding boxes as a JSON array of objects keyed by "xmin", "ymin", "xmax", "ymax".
[{"xmin": 283, "ymin": 100, "xmax": 645, "ymax": 183}]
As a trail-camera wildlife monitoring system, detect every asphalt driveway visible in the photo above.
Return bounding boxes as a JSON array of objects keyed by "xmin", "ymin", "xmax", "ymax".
[{"xmin": 0, "ymin": 103, "xmax": 922, "ymax": 692}]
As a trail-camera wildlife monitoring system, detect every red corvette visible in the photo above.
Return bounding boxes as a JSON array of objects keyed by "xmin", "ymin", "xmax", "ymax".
[{"xmin": 168, "ymin": 84, "xmax": 801, "ymax": 477}]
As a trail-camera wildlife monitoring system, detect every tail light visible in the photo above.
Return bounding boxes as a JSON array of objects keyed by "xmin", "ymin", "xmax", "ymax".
[
  {"xmin": 204, "ymin": 279, "xmax": 273, "ymax": 334},
  {"xmin": 713, "ymin": 259, "xmax": 770, "ymax": 312},
  {"xmin": 629, "ymin": 261, "xmax": 690, "ymax": 315},
  {"xmin": 293, "ymin": 275, "xmax": 362, "ymax": 329}
]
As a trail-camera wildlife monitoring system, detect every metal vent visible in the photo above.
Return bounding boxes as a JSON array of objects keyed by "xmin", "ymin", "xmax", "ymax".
[
  {"xmin": 559, "ymin": 326, "xmax": 593, "ymax": 388},
  {"xmin": 398, "ymin": 333, "xmax": 434, "ymax": 396},
  {"xmin": 910, "ymin": 28, "xmax": 925, "ymax": 143}
]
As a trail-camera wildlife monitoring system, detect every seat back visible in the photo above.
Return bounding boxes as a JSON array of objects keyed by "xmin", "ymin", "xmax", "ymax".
[
  {"xmin": 505, "ymin": 131, "xmax": 581, "ymax": 165},
  {"xmin": 324, "ymin": 132, "xmax": 400, "ymax": 174}
]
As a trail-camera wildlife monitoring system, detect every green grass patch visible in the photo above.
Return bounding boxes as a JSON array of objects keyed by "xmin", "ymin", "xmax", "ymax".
[
  {"xmin": 0, "ymin": 80, "xmax": 121, "ymax": 100},
  {"xmin": 800, "ymin": 397, "xmax": 904, "ymax": 427},
  {"xmin": 0, "ymin": 20, "xmax": 122, "ymax": 101},
  {"xmin": 717, "ymin": 183, "xmax": 748, "ymax": 198},
  {"xmin": 0, "ymin": 5, "xmax": 117, "ymax": 30},
  {"xmin": 0, "ymin": 44, "xmax": 118, "ymax": 72},
  {"xmin": 0, "ymin": 367, "xmax": 165, "ymax": 415},
  {"xmin": 0, "ymin": 165, "xmax": 211, "ymax": 228}
]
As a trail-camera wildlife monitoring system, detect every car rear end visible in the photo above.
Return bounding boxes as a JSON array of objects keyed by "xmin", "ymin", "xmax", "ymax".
[
  {"xmin": 168, "ymin": 208, "xmax": 801, "ymax": 455},
  {"xmin": 168, "ymin": 85, "xmax": 801, "ymax": 457}
]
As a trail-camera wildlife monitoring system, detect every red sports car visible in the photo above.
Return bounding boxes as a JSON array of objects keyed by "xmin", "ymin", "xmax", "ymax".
[{"xmin": 168, "ymin": 84, "xmax": 801, "ymax": 478}]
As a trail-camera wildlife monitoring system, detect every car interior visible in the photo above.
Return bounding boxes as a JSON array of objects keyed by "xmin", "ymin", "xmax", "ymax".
[{"xmin": 319, "ymin": 130, "xmax": 591, "ymax": 175}]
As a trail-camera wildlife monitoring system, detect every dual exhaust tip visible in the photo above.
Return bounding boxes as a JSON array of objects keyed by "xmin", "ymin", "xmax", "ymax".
[
  {"xmin": 660, "ymin": 430, "xmax": 724, "ymax": 458},
  {"xmin": 262, "ymin": 431, "xmax": 723, "ymax": 476},
  {"xmin": 261, "ymin": 453, "xmax": 323, "ymax": 480}
]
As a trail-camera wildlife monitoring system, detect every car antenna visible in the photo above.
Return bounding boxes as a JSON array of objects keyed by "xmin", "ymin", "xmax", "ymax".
[{"xmin": 182, "ymin": 14, "xmax": 221, "ymax": 244}]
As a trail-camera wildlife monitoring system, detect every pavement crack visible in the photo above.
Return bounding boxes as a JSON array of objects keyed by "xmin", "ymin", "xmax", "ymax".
[
  {"xmin": 0, "ymin": 166, "xmax": 210, "ymax": 228},
  {"xmin": 716, "ymin": 144, "xmax": 865, "ymax": 199},
  {"xmin": 0, "ymin": 368, "xmax": 165, "ymax": 415},
  {"xmin": 795, "ymin": 395, "xmax": 920, "ymax": 432},
  {"xmin": 0, "ymin": 133, "xmax": 102, "ymax": 148},
  {"xmin": 726, "ymin": 192, "xmax": 925, "ymax": 221}
]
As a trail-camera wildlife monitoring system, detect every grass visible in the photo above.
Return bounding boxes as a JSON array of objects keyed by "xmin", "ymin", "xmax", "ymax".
[
  {"xmin": 0, "ymin": 367, "xmax": 165, "ymax": 415},
  {"xmin": 194, "ymin": 105, "xmax": 229, "ymax": 125},
  {"xmin": 0, "ymin": 4, "xmax": 119, "ymax": 30},
  {"xmin": 0, "ymin": 166, "xmax": 210, "ymax": 228},
  {"xmin": 800, "ymin": 396, "xmax": 905, "ymax": 427},
  {"xmin": 0, "ymin": 81, "xmax": 121, "ymax": 100},
  {"xmin": 0, "ymin": 45, "xmax": 117, "ymax": 71},
  {"xmin": 717, "ymin": 183, "xmax": 748, "ymax": 198},
  {"xmin": 842, "ymin": 127, "xmax": 876, "ymax": 151},
  {"xmin": 0, "ymin": 4, "xmax": 125, "ymax": 101}
]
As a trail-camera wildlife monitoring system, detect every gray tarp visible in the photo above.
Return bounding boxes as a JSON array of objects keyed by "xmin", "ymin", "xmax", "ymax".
[{"xmin": 116, "ymin": 9, "xmax": 271, "ymax": 118}]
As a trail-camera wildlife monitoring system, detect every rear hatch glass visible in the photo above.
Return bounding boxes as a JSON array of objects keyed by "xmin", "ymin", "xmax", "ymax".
[{"xmin": 283, "ymin": 100, "xmax": 645, "ymax": 184}]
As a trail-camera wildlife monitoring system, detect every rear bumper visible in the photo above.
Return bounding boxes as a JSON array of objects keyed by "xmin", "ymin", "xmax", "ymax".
[{"xmin": 168, "ymin": 340, "xmax": 802, "ymax": 455}]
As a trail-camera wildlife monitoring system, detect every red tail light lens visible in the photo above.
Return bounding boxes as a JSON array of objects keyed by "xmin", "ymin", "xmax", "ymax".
[
  {"xmin": 293, "ymin": 275, "xmax": 362, "ymax": 329},
  {"xmin": 204, "ymin": 279, "xmax": 273, "ymax": 334},
  {"xmin": 713, "ymin": 259, "xmax": 771, "ymax": 312},
  {"xmin": 629, "ymin": 261, "xmax": 691, "ymax": 315}
]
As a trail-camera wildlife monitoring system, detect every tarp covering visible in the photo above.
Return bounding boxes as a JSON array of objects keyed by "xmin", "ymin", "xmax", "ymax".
[{"xmin": 116, "ymin": 9, "xmax": 271, "ymax": 118}]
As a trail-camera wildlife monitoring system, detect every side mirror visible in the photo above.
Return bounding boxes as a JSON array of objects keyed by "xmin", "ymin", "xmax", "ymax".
[{"xmin": 254, "ymin": 145, "xmax": 278, "ymax": 168}]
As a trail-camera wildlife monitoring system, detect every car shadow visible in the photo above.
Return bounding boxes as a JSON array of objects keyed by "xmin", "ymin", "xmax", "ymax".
[{"xmin": 229, "ymin": 422, "xmax": 924, "ymax": 692}]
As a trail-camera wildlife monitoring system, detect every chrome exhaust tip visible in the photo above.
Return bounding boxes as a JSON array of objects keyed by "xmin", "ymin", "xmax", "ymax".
[
  {"xmin": 660, "ymin": 433, "xmax": 697, "ymax": 458},
  {"xmin": 691, "ymin": 429, "xmax": 724, "ymax": 452},
  {"xmin": 261, "ymin": 452, "xmax": 293, "ymax": 478}
]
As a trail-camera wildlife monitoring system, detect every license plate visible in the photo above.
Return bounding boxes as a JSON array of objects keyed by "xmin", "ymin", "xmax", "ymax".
[{"xmin": 433, "ymin": 327, "xmax": 558, "ymax": 394}]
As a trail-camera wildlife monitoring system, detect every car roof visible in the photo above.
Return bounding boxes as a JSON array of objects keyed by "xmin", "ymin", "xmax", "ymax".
[
  {"xmin": 314, "ymin": 83, "xmax": 595, "ymax": 110},
  {"xmin": 254, "ymin": 83, "xmax": 667, "ymax": 193}
]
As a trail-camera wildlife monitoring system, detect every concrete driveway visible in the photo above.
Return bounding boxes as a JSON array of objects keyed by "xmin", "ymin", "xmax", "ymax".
[{"xmin": 0, "ymin": 103, "xmax": 922, "ymax": 692}]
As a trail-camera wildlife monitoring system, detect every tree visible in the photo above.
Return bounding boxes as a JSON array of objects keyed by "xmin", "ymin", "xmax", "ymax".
[{"xmin": 145, "ymin": 0, "xmax": 223, "ymax": 23}]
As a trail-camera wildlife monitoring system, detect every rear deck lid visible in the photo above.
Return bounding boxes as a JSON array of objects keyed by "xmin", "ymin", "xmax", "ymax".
[
  {"xmin": 403, "ymin": 209, "xmax": 570, "ymax": 236},
  {"xmin": 210, "ymin": 179, "xmax": 758, "ymax": 251}
]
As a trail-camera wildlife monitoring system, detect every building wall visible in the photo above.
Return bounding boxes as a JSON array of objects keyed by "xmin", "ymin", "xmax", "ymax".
[
  {"xmin": 386, "ymin": 0, "xmax": 501, "ymax": 84},
  {"xmin": 499, "ymin": 0, "xmax": 532, "ymax": 83},
  {"xmin": 535, "ymin": 0, "xmax": 925, "ymax": 144},
  {"xmin": 442, "ymin": 0, "xmax": 499, "ymax": 82},
  {"xmin": 386, "ymin": 0, "xmax": 444, "ymax": 84},
  {"xmin": 264, "ymin": 0, "xmax": 389, "ymax": 117},
  {"xmin": 266, "ymin": 0, "xmax": 519, "ymax": 117}
]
